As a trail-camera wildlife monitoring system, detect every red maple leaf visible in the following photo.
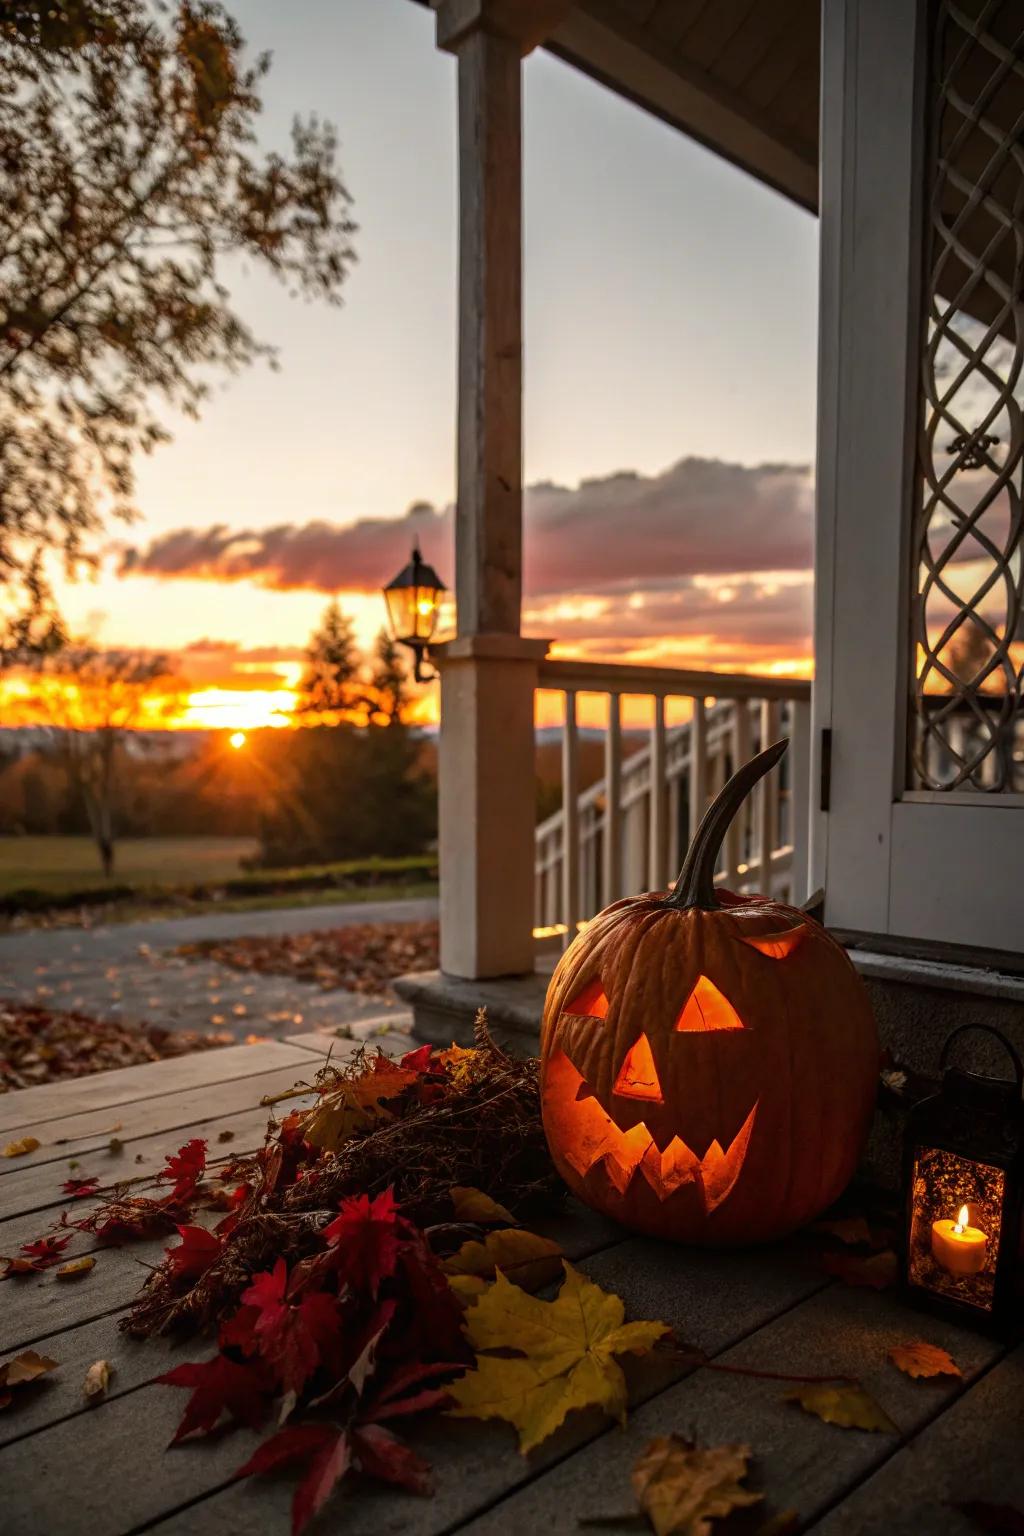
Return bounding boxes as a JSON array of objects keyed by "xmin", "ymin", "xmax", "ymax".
[
  {"xmin": 159, "ymin": 1139, "xmax": 207, "ymax": 1204},
  {"xmin": 351, "ymin": 1422, "xmax": 432, "ymax": 1495},
  {"xmin": 361, "ymin": 1358, "xmax": 461, "ymax": 1423},
  {"xmin": 391, "ymin": 1228, "xmax": 470, "ymax": 1362},
  {"xmin": 18, "ymin": 1234, "xmax": 72, "ymax": 1269},
  {"xmin": 234, "ymin": 1423, "xmax": 350, "ymax": 1536},
  {"xmin": 240, "ymin": 1259, "xmax": 344, "ymax": 1395},
  {"xmin": 400, "ymin": 1043, "xmax": 434, "ymax": 1074},
  {"xmin": 322, "ymin": 1188, "xmax": 401, "ymax": 1299},
  {"xmin": 158, "ymin": 1353, "xmax": 270, "ymax": 1443},
  {"xmin": 62, "ymin": 1176, "xmax": 100, "ymax": 1199},
  {"xmin": 165, "ymin": 1225, "xmax": 221, "ymax": 1282}
]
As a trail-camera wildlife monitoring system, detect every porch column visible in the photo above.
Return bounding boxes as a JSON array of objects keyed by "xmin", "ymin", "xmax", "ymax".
[{"xmin": 432, "ymin": 0, "xmax": 568, "ymax": 980}]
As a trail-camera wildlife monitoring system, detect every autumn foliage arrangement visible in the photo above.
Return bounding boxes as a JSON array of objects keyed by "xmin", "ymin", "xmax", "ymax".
[{"xmin": 16, "ymin": 1018, "xmax": 673, "ymax": 1533}]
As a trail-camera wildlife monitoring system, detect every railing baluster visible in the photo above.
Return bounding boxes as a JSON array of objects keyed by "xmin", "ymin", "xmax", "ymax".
[
  {"xmin": 562, "ymin": 690, "xmax": 579, "ymax": 944},
  {"xmin": 727, "ymin": 702, "xmax": 751, "ymax": 886},
  {"xmin": 603, "ymin": 692, "xmax": 622, "ymax": 904},
  {"xmin": 790, "ymin": 696, "xmax": 811, "ymax": 903},
  {"xmin": 759, "ymin": 698, "xmax": 780, "ymax": 894},
  {"xmin": 689, "ymin": 696, "xmax": 707, "ymax": 843},
  {"xmin": 649, "ymin": 693, "xmax": 667, "ymax": 891}
]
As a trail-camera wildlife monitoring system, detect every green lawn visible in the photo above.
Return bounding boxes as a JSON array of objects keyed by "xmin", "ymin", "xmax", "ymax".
[{"xmin": 0, "ymin": 836, "xmax": 258, "ymax": 895}]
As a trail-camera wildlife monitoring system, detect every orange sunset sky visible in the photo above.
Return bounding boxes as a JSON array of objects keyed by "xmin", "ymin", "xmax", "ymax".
[{"xmin": 4, "ymin": 0, "xmax": 822, "ymax": 735}]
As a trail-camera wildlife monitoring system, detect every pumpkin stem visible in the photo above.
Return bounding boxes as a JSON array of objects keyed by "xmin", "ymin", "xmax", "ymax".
[{"xmin": 663, "ymin": 737, "xmax": 789, "ymax": 910}]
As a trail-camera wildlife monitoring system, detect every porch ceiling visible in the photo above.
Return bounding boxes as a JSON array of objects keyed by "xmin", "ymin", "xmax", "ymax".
[
  {"xmin": 547, "ymin": 0, "xmax": 820, "ymax": 211},
  {"xmin": 413, "ymin": 0, "xmax": 821, "ymax": 211}
]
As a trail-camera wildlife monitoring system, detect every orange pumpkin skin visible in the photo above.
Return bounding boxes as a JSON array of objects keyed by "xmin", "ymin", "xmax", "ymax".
[{"xmin": 540, "ymin": 743, "xmax": 879, "ymax": 1247}]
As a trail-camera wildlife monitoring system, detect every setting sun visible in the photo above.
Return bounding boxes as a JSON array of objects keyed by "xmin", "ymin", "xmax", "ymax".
[{"xmin": 229, "ymin": 731, "xmax": 247, "ymax": 750}]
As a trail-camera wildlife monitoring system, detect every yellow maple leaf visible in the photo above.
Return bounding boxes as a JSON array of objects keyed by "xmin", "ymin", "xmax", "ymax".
[
  {"xmin": 302, "ymin": 1064, "xmax": 413, "ymax": 1152},
  {"xmin": 888, "ymin": 1339, "xmax": 961, "ymax": 1380},
  {"xmin": 437, "ymin": 1044, "xmax": 481, "ymax": 1085},
  {"xmin": 443, "ymin": 1228, "xmax": 563, "ymax": 1294},
  {"xmin": 2, "ymin": 1137, "xmax": 40, "ymax": 1158},
  {"xmin": 450, "ymin": 1185, "xmax": 517, "ymax": 1225},
  {"xmin": 785, "ymin": 1381, "xmax": 897, "ymax": 1433},
  {"xmin": 631, "ymin": 1434, "xmax": 763, "ymax": 1536},
  {"xmin": 447, "ymin": 1263, "xmax": 669, "ymax": 1454}
]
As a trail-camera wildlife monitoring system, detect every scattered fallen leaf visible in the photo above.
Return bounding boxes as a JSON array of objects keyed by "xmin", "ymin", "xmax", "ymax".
[
  {"xmin": 443, "ymin": 1228, "xmax": 562, "ymax": 1294},
  {"xmin": 821, "ymin": 1249, "xmax": 898, "ymax": 1290},
  {"xmin": 3, "ymin": 1137, "xmax": 40, "ymax": 1158},
  {"xmin": 217, "ymin": 1129, "xmax": 235, "ymax": 1143},
  {"xmin": 62, "ymin": 1176, "xmax": 101, "ymax": 1199},
  {"xmin": 450, "ymin": 1186, "xmax": 517, "ymax": 1225},
  {"xmin": 888, "ymin": 1339, "xmax": 962, "ymax": 1380},
  {"xmin": 0, "ymin": 998, "xmax": 228, "ymax": 1092},
  {"xmin": 0, "ymin": 1349, "xmax": 59, "ymax": 1407},
  {"xmin": 84, "ymin": 1359, "xmax": 112, "ymax": 1402},
  {"xmin": 812, "ymin": 1216, "xmax": 874, "ymax": 1246},
  {"xmin": 4, "ymin": 1234, "xmax": 73, "ymax": 1274},
  {"xmin": 955, "ymin": 1501, "xmax": 1024, "ymax": 1535},
  {"xmin": 56, "ymin": 1255, "xmax": 96, "ymax": 1279},
  {"xmin": 448, "ymin": 1263, "xmax": 669, "ymax": 1454},
  {"xmin": 234, "ymin": 1422, "xmax": 350, "ymax": 1536},
  {"xmin": 785, "ymin": 1381, "xmax": 897, "ymax": 1434},
  {"xmin": 159, "ymin": 1353, "xmax": 270, "ymax": 1442},
  {"xmin": 179, "ymin": 920, "xmax": 439, "ymax": 999},
  {"xmin": 108, "ymin": 1138, "xmax": 124, "ymax": 1155},
  {"xmin": 630, "ymin": 1434, "xmax": 763, "ymax": 1536}
]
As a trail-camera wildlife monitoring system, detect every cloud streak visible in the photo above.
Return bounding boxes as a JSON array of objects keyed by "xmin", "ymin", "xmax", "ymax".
[{"xmin": 121, "ymin": 457, "xmax": 814, "ymax": 599}]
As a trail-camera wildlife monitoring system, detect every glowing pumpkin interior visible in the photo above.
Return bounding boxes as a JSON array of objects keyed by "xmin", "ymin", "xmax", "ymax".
[{"xmin": 546, "ymin": 1049, "xmax": 757, "ymax": 1210}]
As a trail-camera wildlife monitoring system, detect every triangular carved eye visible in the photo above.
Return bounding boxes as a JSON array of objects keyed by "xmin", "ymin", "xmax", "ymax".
[
  {"xmin": 564, "ymin": 977, "xmax": 609, "ymax": 1019},
  {"xmin": 614, "ymin": 1033, "xmax": 663, "ymax": 1102},
  {"xmin": 738, "ymin": 924, "xmax": 807, "ymax": 960},
  {"xmin": 676, "ymin": 975, "xmax": 744, "ymax": 1032}
]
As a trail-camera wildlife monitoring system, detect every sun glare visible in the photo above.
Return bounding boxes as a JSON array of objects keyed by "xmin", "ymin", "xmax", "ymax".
[{"xmin": 229, "ymin": 730, "xmax": 247, "ymax": 750}]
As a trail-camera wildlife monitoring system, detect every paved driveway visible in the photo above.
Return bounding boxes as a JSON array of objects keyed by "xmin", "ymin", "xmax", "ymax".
[{"xmin": 0, "ymin": 897, "xmax": 437, "ymax": 1042}]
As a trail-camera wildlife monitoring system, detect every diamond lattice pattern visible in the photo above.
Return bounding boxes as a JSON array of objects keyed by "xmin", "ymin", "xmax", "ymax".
[{"xmin": 911, "ymin": 0, "xmax": 1024, "ymax": 791}]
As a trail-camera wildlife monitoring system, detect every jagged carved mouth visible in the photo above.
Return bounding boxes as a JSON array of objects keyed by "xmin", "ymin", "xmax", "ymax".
[{"xmin": 543, "ymin": 1050, "xmax": 757, "ymax": 1213}]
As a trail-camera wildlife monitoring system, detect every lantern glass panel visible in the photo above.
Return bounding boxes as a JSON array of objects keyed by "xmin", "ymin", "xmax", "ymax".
[
  {"xmin": 908, "ymin": 1146, "xmax": 1005, "ymax": 1314},
  {"xmin": 384, "ymin": 584, "xmax": 441, "ymax": 646}
]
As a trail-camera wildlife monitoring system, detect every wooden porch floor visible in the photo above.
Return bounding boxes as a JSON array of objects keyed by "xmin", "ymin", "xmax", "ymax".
[{"xmin": 2, "ymin": 1033, "xmax": 1020, "ymax": 1535}]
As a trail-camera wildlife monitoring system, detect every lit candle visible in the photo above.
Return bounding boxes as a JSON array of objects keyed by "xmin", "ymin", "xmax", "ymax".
[{"xmin": 931, "ymin": 1204, "xmax": 987, "ymax": 1276}]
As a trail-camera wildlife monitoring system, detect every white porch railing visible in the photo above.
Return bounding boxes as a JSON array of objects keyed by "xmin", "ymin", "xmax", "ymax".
[{"xmin": 534, "ymin": 660, "xmax": 812, "ymax": 936}]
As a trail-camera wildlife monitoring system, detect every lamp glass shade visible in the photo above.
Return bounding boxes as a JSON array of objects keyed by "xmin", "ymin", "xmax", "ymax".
[{"xmin": 383, "ymin": 550, "xmax": 445, "ymax": 646}]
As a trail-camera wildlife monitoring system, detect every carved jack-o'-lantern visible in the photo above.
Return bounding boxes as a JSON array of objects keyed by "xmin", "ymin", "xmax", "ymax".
[{"xmin": 540, "ymin": 740, "xmax": 879, "ymax": 1246}]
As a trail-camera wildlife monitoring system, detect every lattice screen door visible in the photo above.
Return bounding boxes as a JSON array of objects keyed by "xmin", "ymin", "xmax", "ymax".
[{"xmin": 812, "ymin": 0, "xmax": 1024, "ymax": 952}]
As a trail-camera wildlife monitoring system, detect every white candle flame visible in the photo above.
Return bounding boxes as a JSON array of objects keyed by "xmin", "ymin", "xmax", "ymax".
[{"xmin": 954, "ymin": 1204, "xmax": 969, "ymax": 1234}]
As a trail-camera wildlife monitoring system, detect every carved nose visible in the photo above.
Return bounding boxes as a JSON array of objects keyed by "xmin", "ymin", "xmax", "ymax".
[{"xmin": 614, "ymin": 1034, "xmax": 663, "ymax": 1102}]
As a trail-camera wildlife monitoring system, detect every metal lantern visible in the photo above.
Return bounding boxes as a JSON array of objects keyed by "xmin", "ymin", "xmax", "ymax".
[
  {"xmin": 903, "ymin": 1024, "xmax": 1024, "ymax": 1335},
  {"xmin": 383, "ymin": 544, "xmax": 446, "ymax": 682}
]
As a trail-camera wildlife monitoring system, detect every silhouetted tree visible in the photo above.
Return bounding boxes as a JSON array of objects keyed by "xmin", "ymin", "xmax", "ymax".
[
  {"xmin": 20, "ymin": 646, "xmax": 180, "ymax": 875},
  {"xmin": 0, "ymin": 1, "xmax": 356, "ymax": 645},
  {"xmin": 366, "ymin": 628, "xmax": 409, "ymax": 727},
  {"xmin": 297, "ymin": 599, "xmax": 361, "ymax": 720}
]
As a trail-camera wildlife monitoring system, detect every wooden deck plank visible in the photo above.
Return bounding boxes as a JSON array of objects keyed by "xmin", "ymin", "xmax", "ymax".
[
  {"xmin": 140, "ymin": 1242, "xmax": 827, "ymax": 1536},
  {"xmin": 283, "ymin": 1025, "xmax": 411, "ymax": 1054},
  {"xmin": 809, "ymin": 1343, "xmax": 1024, "ymax": 1535},
  {"xmin": 0, "ymin": 1095, "xmax": 315, "ymax": 1226},
  {"xmin": 0, "ymin": 1042, "xmax": 316, "ymax": 1134},
  {"xmin": 2, "ymin": 1226, "xmax": 197, "ymax": 1355},
  {"xmin": 0, "ymin": 1033, "xmax": 408, "ymax": 1177},
  {"xmin": 453, "ymin": 1282, "xmax": 1005, "ymax": 1535},
  {"xmin": 0, "ymin": 1061, "xmax": 326, "ymax": 1178},
  {"xmin": 0, "ymin": 1201, "xmax": 624, "ymax": 1453}
]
